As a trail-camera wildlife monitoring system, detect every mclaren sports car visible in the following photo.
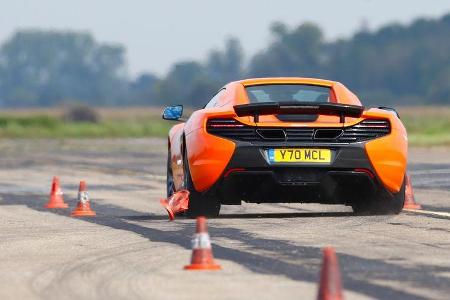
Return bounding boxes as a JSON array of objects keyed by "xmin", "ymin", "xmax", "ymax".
[{"xmin": 163, "ymin": 78, "xmax": 408, "ymax": 217}]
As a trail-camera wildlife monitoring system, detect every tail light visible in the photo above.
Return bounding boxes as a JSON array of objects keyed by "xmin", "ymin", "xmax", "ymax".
[
  {"xmin": 206, "ymin": 118, "xmax": 245, "ymax": 128},
  {"xmin": 206, "ymin": 118, "xmax": 256, "ymax": 141},
  {"xmin": 354, "ymin": 168, "xmax": 375, "ymax": 179}
]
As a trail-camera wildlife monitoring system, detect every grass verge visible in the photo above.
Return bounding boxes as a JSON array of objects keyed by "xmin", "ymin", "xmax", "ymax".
[
  {"xmin": 400, "ymin": 107, "xmax": 450, "ymax": 146},
  {"xmin": 0, "ymin": 106, "xmax": 449, "ymax": 146},
  {"xmin": 0, "ymin": 111, "xmax": 172, "ymax": 138}
]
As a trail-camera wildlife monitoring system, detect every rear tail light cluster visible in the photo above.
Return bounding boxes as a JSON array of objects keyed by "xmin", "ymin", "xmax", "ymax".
[
  {"xmin": 206, "ymin": 119, "xmax": 256, "ymax": 141},
  {"xmin": 207, "ymin": 119, "xmax": 244, "ymax": 128},
  {"xmin": 206, "ymin": 118, "xmax": 390, "ymax": 143}
]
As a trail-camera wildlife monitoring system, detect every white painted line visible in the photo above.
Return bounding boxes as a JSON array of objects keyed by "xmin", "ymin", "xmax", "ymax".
[
  {"xmin": 148, "ymin": 174, "xmax": 166, "ymax": 181},
  {"xmin": 409, "ymin": 169, "xmax": 450, "ymax": 175},
  {"xmin": 404, "ymin": 209, "xmax": 450, "ymax": 218}
]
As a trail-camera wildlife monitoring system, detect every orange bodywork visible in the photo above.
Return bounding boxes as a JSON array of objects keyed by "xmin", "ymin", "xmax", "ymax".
[
  {"xmin": 363, "ymin": 108, "xmax": 408, "ymax": 192},
  {"xmin": 168, "ymin": 77, "xmax": 407, "ymax": 194}
]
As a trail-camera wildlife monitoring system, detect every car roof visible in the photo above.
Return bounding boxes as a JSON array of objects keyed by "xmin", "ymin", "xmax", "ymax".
[{"xmin": 224, "ymin": 77, "xmax": 361, "ymax": 106}]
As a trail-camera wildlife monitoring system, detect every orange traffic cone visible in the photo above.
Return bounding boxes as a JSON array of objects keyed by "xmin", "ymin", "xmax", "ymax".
[
  {"xmin": 44, "ymin": 176, "xmax": 68, "ymax": 209},
  {"xmin": 403, "ymin": 174, "xmax": 422, "ymax": 210},
  {"xmin": 71, "ymin": 181, "xmax": 96, "ymax": 217},
  {"xmin": 317, "ymin": 247, "xmax": 343, "ymax": 300},
  {"xmin": 160, "ymin": 190, "xmax": 190, "ymax": 221},
  {"xmin": 184, "ymin": 216, "xmax": 221, "ymax": 270}
]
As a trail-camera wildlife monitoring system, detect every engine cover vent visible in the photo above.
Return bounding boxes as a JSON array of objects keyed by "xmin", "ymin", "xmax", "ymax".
[
  {"xmin": 314, "ymin": 129, "xmax": 344, "ymax": 140},
  {"xmin": 256, "ymin": 129, "xmax": 286, "ymax": 140}
]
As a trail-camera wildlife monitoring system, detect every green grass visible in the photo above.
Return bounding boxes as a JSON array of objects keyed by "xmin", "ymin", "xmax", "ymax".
[
  {"xmin": 402, "ymin": 115, "xmax": 450, "ymax": 146},
  {"xmin": 0, "ymin": 107, "xmax": 449, "ymax": 146},
  {"xmin": 0, "ymin": 115, "xmax": 172, "ymax": 138}
]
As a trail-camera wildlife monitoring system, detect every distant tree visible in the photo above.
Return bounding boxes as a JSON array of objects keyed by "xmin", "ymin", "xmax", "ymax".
[
  {"xmin": 2, "ymin": 13, "xmax": 450, "ymax": 108},
  {"xmin": 248, "ymin": 22, "xmax": 324, "ymax": 77},
  {"xmin": 328, "ymin": 14, "xmax": 450, "ymax": 105},
  {"xmin": 246, "ymin": 14, "xmax": 450, "ymax": 105},
  {"xmin": 0, "ymin": 30, "xmax": 127, "ymax": 107},
  {"xmin": 187, "ymin": 80, "xmax": 219, "ymax": 108},
  {"xmin": 206, "ymin": 50, "xmax": 223, "ymax": 82},
  {"xmin": 128, "ymin": 73, "xmax": 160, "ymax": 105},
  {"xmin": 206, "ymin": 37, "xmax": 244, "ymax": 83},
  {"xmin": 151, "ymin": 38, "xmax": 245, "ymax": 108},
  {"xmin": 157, "ymin": 61, "xmax": 211, "ymax": 106}
]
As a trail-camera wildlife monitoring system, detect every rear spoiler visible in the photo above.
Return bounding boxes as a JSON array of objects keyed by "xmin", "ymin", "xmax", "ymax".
[{"xmin": 233, "ymin": 102, "xmax": 364, "ymax": 123}]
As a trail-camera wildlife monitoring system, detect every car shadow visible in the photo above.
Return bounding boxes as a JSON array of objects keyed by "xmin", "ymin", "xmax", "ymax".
[
  {"xmin": 122, "ymin": 211, "xmax": 355, "ymax": 221},
  {"xmin": 2, "ymin": 192, "xmax": 447, "ymax": 300},
  {"xmin": 121, "ymin": 214, "xmax": 170, "ymax": 221},
  {"xmin": 216, "ymin": 211, "xmax": 355, "ymax": 219}
]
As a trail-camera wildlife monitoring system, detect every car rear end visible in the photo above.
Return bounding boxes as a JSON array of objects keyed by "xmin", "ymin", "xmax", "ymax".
[{"xmin": 202, "ymin": 82, "xmax": 407, "ymax": 211}]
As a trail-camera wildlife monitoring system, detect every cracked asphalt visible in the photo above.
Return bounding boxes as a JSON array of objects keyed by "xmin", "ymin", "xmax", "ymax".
[{"xmin": 0, "ymin": 139, "xmax": 449, "ymax": 300}]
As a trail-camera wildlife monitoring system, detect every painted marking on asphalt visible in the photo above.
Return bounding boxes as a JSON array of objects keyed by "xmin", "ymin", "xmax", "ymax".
[
  {"xmin": 404, "ymin": 209, "xmax": 450, "ymax": 219},
  {"xmin": 409, "ymin": 169, "xmax": 450, "ymax": 175},
  {"xmin": 148, "ymin": 174, "xmax": 166, "ymax": 180}
]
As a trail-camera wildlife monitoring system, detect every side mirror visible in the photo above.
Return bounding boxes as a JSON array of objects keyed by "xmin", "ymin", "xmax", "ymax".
[{"xmin": 162, "ymin": 105, "xmax": 183, "ymax": 121}]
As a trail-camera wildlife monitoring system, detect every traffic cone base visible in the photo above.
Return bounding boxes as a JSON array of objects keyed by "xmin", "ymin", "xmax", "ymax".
[
  {"xmin": 44, "ymin": 203, "xmax": 69, "ymax": 208},
  {"xmin": 403, "ymin": 203, "xmax": 422, "ymax": 210},
  {"xmin": 184, "ymin": 263, "xmax": 221, "ymax": 270},
  {"xmin": 403, "ymin": 174, "xmax": 422, "ymax": 210},
  {"xmin": 71, "ymin": 210, "xmax": 96, "ymax": 217},
  {"xmin": 45, "ymin": 202, "xmax": 69, "ymax": 209},
  {"xmin": 160, "ymin": 190, "xmax": 190, "ymax": 221},
  {"xmin": 71, "ymin": 181, "xmax": 96, "ymax": 217},
  {"xmin": 184, "ymin": 217, "xmax": 221, "ymax": 271},
  {"xmin": 45, "ymin": 176, "xmax": 69, "ymax": 209}
]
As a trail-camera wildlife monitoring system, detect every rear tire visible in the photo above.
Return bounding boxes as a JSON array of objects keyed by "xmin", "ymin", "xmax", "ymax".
[
  {"xmin": 352, "ymin": 176, "xmax": 405, "ymax": 215},
  {"xmin": 183, "ymin": 143, "xmax": 221, "ymax": 218},
  {"xmin": 166, "ymin": 151, "xmax": 175, "ymax": 198},
  {"xmin": 166, "ymin": 150, "xmax": 187, "ymax": 217}
]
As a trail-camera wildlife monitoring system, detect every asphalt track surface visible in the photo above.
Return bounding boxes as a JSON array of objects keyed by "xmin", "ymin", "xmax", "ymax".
[{"xmin": 1, "ymin": 139, "xmax": 450, "ymax": 300}]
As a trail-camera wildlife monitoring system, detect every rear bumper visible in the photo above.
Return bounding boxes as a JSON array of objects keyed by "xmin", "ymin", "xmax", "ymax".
[{"xmin": 205, "ymin": 142, "xmax": 393, "ymax": 205}]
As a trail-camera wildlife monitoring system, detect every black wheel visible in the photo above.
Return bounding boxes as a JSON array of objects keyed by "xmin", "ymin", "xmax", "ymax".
[
  {"xmin": 352, "ymin": 176, "xmax": 406, "ymax": 215},
  {"xmin": 182, "ymin": 143, "xmax": 221, "ymax": 218},
  {"xmin": 166, "ymin": 151, "xmax": 175, "ymax": 198}
]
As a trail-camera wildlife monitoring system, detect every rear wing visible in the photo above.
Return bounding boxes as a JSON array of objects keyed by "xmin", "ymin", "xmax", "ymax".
[{"xmin": 233, "ymin": 102, "xmax": 364, "ymax": 123}]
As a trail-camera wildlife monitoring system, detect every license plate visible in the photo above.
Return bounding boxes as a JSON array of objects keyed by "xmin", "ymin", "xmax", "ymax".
[{"xmin": 268, "ymin": 148, "xmax": 331, "ymax": 164}]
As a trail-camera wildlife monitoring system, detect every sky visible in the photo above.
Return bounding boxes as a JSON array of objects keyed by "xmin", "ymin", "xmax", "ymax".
[{"xmin": 1, "ymin": 0, "xmax": 449, "ymax": 77}]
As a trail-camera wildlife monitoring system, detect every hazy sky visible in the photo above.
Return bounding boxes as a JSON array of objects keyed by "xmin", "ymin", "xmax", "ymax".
[{"xmin": 1, "ymin": 0, "xmax": 449, "ymax": 77}]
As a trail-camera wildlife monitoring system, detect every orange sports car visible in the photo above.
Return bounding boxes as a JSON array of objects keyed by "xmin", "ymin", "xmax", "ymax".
[{"xmin": 162, "ymin": 77, "xmax": 407, "ymax": 217}]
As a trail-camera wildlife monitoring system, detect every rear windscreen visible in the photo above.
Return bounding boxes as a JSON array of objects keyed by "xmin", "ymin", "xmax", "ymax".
[{"xmin": 245, "ymin": 84, "xmax": 331, "ymax": 103}]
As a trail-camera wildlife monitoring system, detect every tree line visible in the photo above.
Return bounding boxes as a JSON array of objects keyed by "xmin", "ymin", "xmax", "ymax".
[{"xmin": 1, "ymin": 13, "xmax": 450, "ymax": 108}]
